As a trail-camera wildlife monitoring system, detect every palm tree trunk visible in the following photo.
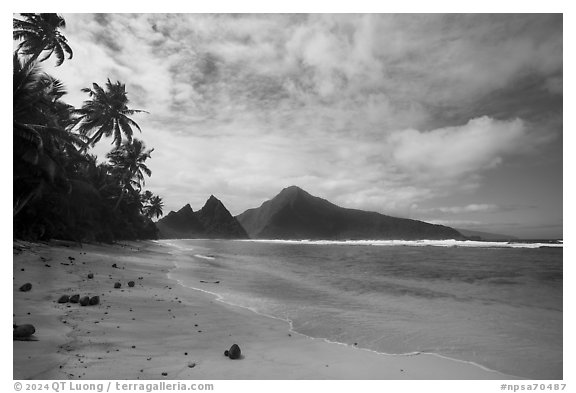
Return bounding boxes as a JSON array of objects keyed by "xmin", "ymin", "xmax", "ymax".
[{"xmin": 13, "ymin": 184, "xmax": 42, "ymax": 217}]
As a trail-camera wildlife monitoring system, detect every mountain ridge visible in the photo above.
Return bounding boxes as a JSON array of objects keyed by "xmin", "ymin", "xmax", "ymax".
[
  {"xmin": 156, "ymin": 196, "xmax": 248, "ymax": 239},
  {"xmin": 236, "ymin": 186, "xmax": 464, "ymax": 240}
]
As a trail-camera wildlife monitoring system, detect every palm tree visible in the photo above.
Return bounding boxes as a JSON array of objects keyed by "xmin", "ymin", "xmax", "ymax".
[
  {"xmin": 13, "ymin": 53, "xmax": 83, "ymax": 216},
  {"xmin": 106, "ymin": 139, "xmax": 153, "ymax": 210},
  {"xmin": 13, "ymin": 13, "xmax": 73, "ymax": 66},
  {"xmin": 74, "ymin": 79, "xmax": 147, "ymax": 150},
  {"xmin": 141, "ymin": 192, "xmax": 164, "ymax": 219},
  {"xmin": 146, "ymin": 196, "xmax": 164, "ymax": 219}
]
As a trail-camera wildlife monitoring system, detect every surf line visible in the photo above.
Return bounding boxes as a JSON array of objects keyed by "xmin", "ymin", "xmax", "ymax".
[{"xmin": 165, "ymin": 260, "xmax": 517, "ymax": 378}]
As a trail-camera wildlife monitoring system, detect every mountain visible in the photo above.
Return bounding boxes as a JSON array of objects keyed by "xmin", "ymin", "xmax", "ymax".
[
  {"xmin": 236, "ymin": 186, "xmax": 463, "ymax": 240},
  {"xmin": 456, "ymin": 228, "xmax": 517, "ymax": 241},
  {"xmin": 157, "ymin": 196, "xmax": 249, "ymax": 239}
]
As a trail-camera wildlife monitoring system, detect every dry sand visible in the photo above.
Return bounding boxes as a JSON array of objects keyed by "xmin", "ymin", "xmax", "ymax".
[{"xmin": 13, "ymin": 240, "xmax": 520, "ymax": 380}]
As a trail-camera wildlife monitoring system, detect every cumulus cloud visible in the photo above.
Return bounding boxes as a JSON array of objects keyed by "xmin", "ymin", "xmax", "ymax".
[{"xmin": 388, "ymin": 116, "xmax": 528, "ymax": 183}]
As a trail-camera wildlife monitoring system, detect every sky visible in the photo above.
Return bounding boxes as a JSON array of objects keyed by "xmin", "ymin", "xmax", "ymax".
[{"xmin": 40, "ymin": 13, "xmax": 562, "ymax": 239}]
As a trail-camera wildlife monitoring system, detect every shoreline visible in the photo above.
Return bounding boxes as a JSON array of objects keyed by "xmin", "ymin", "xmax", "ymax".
[
  {"xmin": 170, "ymin": 272, "xmax": 513, "ymax": 377},
  {"xmin": 14, "ymin": 240, "xmax": 520, "ymax": 380}
]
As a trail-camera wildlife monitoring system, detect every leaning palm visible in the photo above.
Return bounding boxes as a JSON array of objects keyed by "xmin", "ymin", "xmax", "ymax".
[
  {"xmin": 74, "ymin": 79, "xmax": 147, "ymax": 150},
  {"xmin": 13, "ymin": 13, "xmax": 73, "ymax": 66},
  {"xmin": 13, "ymin": 53, "xmax": 84, "ymax": 216}
]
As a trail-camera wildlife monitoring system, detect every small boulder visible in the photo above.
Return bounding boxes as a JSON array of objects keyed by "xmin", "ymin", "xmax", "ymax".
[
  {"xmin": 19, "ymin": 283, "xmax": 32, "ymax": 292},
  {"xmin": 69, "ymin": 294, "xmax": 80, "ymax": 303},
  {"xmin": 87, "ymin": 273, "xmax": 94, "ymax": 279},
  {"xmin": 79, "ymin": 296, "xmax": 90, "ymax": 306},
  {"xmin": 227, "ymin": 344, "xmax": 241, "ymax": 360},
  {"xmin": 224, "ymin": 350, "xmax": 229, "ymax": 357},
  {"xmin": 112, "ymin": 263, "xmax": 118, "ymax": 268},
  {"xmin": 128, "ymin": 281, "xmax": 135, "ymax": 288},
  {"xmin": 114, "ymin": 282, "xmax": 121, "ymax": 289},
  {"xmin": 13, "ymin": 324, "xmax": 35, "ymax": 339},
  {"xmin": 57, "ymin": 295, "xmax": 70, "ymax": 304},
  {"xmin": 89, "ymin": 296, "xmax": 100, "ymax": 306}
]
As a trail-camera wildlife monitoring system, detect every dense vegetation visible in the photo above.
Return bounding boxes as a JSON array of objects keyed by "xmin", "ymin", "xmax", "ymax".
[{"xmin": 13, "ymin": 13, "xmax": 164, "ymax": 242}]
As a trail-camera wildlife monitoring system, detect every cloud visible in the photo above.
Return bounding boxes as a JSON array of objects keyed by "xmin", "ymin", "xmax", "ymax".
[
  {"xmin": 388, "ymin": 116, "xmax": 528, "ymax": 184},
  {"xmin": 425, "ymin": 204, "xmax": 501, "ymax": 214}
]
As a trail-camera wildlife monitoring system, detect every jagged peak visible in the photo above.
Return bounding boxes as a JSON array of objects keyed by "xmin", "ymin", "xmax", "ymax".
[
  {"xmin": 200, "ymin": 195, "xmax": 228, "ymax": 212},
  {"xmin": 177, "ymin": 203, "xmax": 194, "ymax": 213}
]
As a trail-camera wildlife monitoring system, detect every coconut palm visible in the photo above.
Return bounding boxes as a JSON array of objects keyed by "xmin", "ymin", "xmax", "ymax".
[
  {"xmin": 106, "ymin": 139, "xmax": 153, "ymax": 209},
  {"xmin": 13, "ymin": 13, "xmax": 73, "ymax": 66},
  {"xmin": 75, "ymin": 79, "xmax": 147, "ymax": 150},
  {"xmin": 142, "ymin": 193, "xmax": 164, "ymax": 219},
  {"xmin": 13, "ymin": 53, "xmax": 84, "ymax": 216}
]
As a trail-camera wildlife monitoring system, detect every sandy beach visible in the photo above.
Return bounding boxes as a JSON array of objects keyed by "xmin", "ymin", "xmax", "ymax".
[{"xmin": 13, "ymin": 240, "xmax": 520, "ymax": 380}]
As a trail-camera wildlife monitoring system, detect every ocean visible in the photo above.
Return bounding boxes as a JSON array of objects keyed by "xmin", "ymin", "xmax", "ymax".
[{"xmin": 158, "ymin": 238, "xmax": 562, "ymax": 379}]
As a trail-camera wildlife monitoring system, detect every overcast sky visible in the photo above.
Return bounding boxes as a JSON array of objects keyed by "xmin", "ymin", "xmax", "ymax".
[{"xmin": 45, "ymin": 13, "xmax": 562, "ymax": 239}]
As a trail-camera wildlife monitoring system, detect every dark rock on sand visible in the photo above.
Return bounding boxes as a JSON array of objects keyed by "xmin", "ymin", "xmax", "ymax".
[
  {"xmin": 114, "ymin": 282, "xmax": 121, "ymax": 289},
  {"xmin": 79, "ymin": 296, "xmax": 90, "ymax": 306},
  {"xmin": 87, "ymin": 273, "xmax": 94, "ymax": 279},
  {"xmin": 69, "ymin": 294, "xmax": 80, "ymax": 303},
  {"xmin": 57, "ymin": 295, "xmax": 70, "ymax": 303},
  {"xmin": 128, "ymin": 281, "xmax": 135, "ymax": 287},
  {"xmin": 224, "ymin": 350, "xmax": 229, "ymax": 357},
  {"xmin": 89, "ymin": 296, "xmax": 100, "ymax": 306},
  {"xmin": 112, "ymin": 263, "xmax": 118, "ymax": 268},
  {"xmin": 19, "ymin": 283, "xmax": 32, "ymax": 292},
  {"xmin": 227, "ymin": 344, "xmax": 241, "ymax": 359},
  {"xmin": 14, "ymin": 324, "xmax": 35, "ymax": 340}
]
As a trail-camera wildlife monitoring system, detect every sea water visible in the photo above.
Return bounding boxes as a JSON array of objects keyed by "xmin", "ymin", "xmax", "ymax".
[{"xmin": 158, "ymin": 239, "xmax": 562, "ymax": 379}]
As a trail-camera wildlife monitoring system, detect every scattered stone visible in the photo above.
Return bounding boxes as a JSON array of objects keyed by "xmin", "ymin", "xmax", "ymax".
[
  {"xmin": 68, "ymin": 256, "xmax": 75, "ymax": 261},
  {"xmin": 224, "ymin": 350, "xmax": 229, "ymax": 357},
  {"xmin": 87, "ymin": 273, "xmax": 94, "ymax": 279},
  {"xmin": 89, "ymin": 296, "xmax": 100, "ymax": 306},
  {"xmin": 114, "ymin": 282, "xmax": 121, "ymax": 289},
  {"xmin": 57, "ymin": 295, "xmax": 70, "ymax": 303},
  {"xmin": 227, "ymin": 344, "xmax": 241, "ymax": 359},
  {"xmin": 14, "ymin": 324, "xmax": 35, "ymax": 340},
  {"xmin": 79, "ymin": 296, "xmax": 90, "ymax": 306},
  {"xmin": 161, "ymin": 372, "xmax": 168, "ymax": 377},
  {"xmin": 112, "ymin": 263, "xmax": 118, "ymax": 268},
  {"xmin": 19, "ymin": 283, "xmax": 32, "ymax": 292},
  {"xmin": 128, "ymin": 281, "xmax": 135, "ymax": 287},
  {"xmin": 45, "ymin": 264, "xmax": 51, "ymax": 268},
  {"xmin": 69, "ymin": 294, "xmax": 80, "ymax": 303}
]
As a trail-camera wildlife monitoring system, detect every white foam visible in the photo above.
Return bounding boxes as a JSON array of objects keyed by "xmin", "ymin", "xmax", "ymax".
[
  {"xmin": 194, "ymin": 254, "xmax": 216, "ymax": 260},
  {"xmin": 237, "ymin": 239, "xmax": 562, "ymax": 249}
]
